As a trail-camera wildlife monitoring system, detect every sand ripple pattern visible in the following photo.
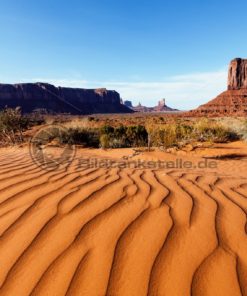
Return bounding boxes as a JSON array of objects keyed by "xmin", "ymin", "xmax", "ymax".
[{"xmin": 0, "ymin": 151, "xmax": 246, "ymax": 296}]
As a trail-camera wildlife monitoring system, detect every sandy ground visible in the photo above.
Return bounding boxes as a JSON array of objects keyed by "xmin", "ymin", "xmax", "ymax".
[{"xmin": 0, "ymin": 142, "xmax": 246, "ymax": 295}]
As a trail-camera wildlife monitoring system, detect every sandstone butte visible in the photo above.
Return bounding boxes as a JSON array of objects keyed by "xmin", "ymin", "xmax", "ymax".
[{"xmin": 190, "ymin": 58, "xmax": 247, "ymax": 116}]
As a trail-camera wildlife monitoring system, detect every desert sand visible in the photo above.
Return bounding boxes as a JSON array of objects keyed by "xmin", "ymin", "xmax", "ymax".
[{"xmin": 0, "ymin": 143, "xmax": 246, "ymax": 296}]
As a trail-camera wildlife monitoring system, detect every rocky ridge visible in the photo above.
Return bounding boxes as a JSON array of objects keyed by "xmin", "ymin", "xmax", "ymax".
[{"xmin": 124, "ymin": 99, "xmax": 178, "ymax": 112}]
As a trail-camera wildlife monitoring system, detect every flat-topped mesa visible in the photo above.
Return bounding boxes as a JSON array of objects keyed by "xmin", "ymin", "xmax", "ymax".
[
  {"xmin": 0, "ymin": 83, "xmax": 133, "ymax": 114},
  {"xmin": 228, "ymin": 58, "xmax": 247, "ymax": 90}
]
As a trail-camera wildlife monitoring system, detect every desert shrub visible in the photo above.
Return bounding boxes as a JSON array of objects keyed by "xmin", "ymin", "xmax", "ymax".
[
  {"xmin": 146, "ymin": 119, "xmax": 239, "ymax": 149},
  {"xmin": 193, "ymin": 119, "xmax": 239, "ymax": 143},
  {"xmin": 99, "ymin": 125, "xmax": 116, "ymax": 148},
  {"xmin": 152, "ymin": 125, "xmax": 177, "ymax": 148},
  {"xmin": 147, "ymin": 122, "xmax": 194, "ymax": 148},
  {"xmin": 59, "ymin": 128, "xmax": 100, "ymax": 147},
  {"xmin": 99, "ymin": 134, "xmax": 111, "ymax": 149},
  {"xmin": 126, "ymin": 125, "xmax": 148, "ymax": 147},
  {"xmin": 222, "ymin": 118, "xmax": 247, "ymax": 141},
  {"xmin": 99, "ymin": 125, "xmax": 148, "ymax": 148},
  {"xmin": 100, "ymin": 125, "xmax": 114, "ymax": 135},
  {"xmin": 112, "ymin": 125, "xmax": 129, "ymax": 147},
  {"xmin": 0, "ymin": 107, "xmax": 30, "ymax": 145}
]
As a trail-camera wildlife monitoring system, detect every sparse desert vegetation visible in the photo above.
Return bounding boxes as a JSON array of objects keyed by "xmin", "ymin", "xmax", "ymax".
[
  {"xmin": 0, "ymin": 120, "xmax": 247, "ymax": 295},
  {"xmin": 0, "ymin": 108, "xmax": 31, "ymax": 145},
  {"xmin": 0, "ymin": 108, "xmax": 44, "ymax": 146},
  {"xmin": 1, "ymin": 109, "xmax": 247, "ymax": 151}
]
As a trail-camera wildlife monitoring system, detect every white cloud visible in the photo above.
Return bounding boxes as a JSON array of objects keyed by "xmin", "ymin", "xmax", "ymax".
[{"xmin": 24, "ymin": 67, "xmax": 228, "ymax": 110}]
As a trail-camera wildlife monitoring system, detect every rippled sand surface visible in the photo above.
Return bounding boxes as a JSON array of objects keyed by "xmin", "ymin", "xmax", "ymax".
[{"xmin": 0, "ymin": 144, "xmax": 246, "ymax": 296}]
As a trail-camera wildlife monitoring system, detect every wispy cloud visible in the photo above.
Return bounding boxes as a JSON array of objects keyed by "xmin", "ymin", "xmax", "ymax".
[{"xmin": 23, "ymin": 67, "xmax": 228, "ymax": 110}]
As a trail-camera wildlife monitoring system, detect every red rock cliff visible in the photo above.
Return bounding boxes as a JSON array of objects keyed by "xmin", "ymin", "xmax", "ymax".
[
  {"xmin": 228, "ymin": 58, "xmax": 247, "ymax": 90},
  {"xmin": 189, "ymin": 58, "xmax": 247, "ymax": 116}
]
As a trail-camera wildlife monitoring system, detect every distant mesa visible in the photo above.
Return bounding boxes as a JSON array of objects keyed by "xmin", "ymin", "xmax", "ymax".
[
  {"xmin": 0, "ymin": 82, "xmax": 133, "ymax": 115},
  {"xmin": 124, "ymin": 98, "xmax": 178, "ymax": 112},
  {"xmin": 190, "ymin": 58, "xmax": 247, "ymax": 116}
]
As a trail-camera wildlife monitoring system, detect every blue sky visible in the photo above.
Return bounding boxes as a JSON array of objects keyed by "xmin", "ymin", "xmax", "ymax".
[{"xmin": 0, "ymin": 0, "xmax": 247, "ymax": 109}]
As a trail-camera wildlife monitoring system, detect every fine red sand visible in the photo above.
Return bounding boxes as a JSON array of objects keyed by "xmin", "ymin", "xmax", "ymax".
[{"xmin": 0, "ymin": 143, "xmax": 246, "ymax": 295}]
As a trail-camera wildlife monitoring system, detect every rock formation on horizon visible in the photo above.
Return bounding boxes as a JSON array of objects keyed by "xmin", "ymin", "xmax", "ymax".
[
  {"xmin": 126, "ymin": 98, "xmax": 178, "ymax": 112},
  {"xmin": 0, "ymin": 82, "xmax": 133, "ymax": 114},
  {"xmin": 153, "ymin": 99, "xmax": 174, "ymax": 112},
  {"xmin": 191, "ymin": 58, "xmax": 247, "ymax": 116}
]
